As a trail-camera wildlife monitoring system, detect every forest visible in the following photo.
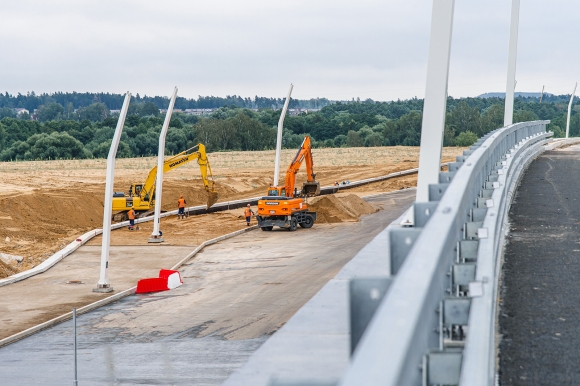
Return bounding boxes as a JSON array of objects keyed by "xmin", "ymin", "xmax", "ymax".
[{"xmin": 0, "ymin": 93, "xmax": 578, "ymax": 161}]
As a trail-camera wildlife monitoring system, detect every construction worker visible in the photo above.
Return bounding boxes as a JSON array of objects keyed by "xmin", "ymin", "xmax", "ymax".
[
  {"xmin": 244, "ymin": 204, "xmax": 255, "ymax": 226},
  {"xmin": 177, "ymin": 195, "xmax": 187, "ymax": 220},
  {"xmin": 128, "ymin": 207, "xmax": 136, "ymax": 230}
]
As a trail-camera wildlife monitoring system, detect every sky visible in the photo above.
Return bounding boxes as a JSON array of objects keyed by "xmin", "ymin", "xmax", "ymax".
[{"xmin": 1, "ymin": 0, "xmax": 579, "ymax": 101}]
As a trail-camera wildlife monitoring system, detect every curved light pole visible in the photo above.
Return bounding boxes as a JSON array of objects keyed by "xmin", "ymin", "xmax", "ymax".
[
  {"xmin": 401, "ymin": 0, "xmax": 455, "ymax": 226},
  {"xmin": 94, "ymin": 91, "xmax": 131, "ymax": 293},
  {"xmin": 149, "ymin": 87, "xmax": 178, "ymax": 243},
  {"xmin": 566, "ymin": 82, "xmax": 577, "ymax": 139},
  {"xmin": 273, "ymin": 83, "xmax": 293, "ymax": 186},
  {"xmin": 504, "ymin": 0, "xmax": 520, "ymax": 126}
]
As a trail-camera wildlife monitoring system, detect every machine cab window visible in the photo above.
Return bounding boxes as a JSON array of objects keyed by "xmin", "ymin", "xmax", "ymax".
[
  {"xmin": 280, "ymin": 188, "xmax": 286, "ymax": 197},
  {"xmin": 268, "ymin": 189, "xmax": 278, "ymax": 196}
]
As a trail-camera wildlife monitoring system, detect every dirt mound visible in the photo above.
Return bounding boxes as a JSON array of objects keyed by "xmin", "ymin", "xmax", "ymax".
[{"xmin": 308, "ymin": 194, "xmax": 376, "ymax": 224}]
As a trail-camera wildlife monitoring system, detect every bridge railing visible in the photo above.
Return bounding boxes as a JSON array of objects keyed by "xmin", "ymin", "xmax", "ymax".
[{"xmin": 340, "ymin": 120, "xmax": 551, "ymax": 386}]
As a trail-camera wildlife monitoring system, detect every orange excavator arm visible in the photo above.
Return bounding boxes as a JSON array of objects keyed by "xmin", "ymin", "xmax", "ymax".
[{"xmin": 284, "ymin": 136, "xmax": 320, "ymax": 198}]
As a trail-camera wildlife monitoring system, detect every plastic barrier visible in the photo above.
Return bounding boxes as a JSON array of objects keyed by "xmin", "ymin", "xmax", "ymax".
[{"xmin": 136, "ymin": 269, "xmax": 183, "ymax": 294}]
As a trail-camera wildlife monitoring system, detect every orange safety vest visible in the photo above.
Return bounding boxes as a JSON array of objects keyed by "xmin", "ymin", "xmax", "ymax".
[
  {"xmin": 244, "ymin": 208, "xmax": 253, "ymax": 217},
  {"xmin": 128, "ymin": 209, "xmax": 135, "ymax": 220},
  {"xmin": 178, "ymin": 198, "xmax": 186, "ymax": 208}
]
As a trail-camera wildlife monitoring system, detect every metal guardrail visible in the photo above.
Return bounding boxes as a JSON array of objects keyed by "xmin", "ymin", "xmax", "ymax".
[
  {"xmin": 224, "ymin": 122, "xmax": 571, "ymax": 386},
  {"xmin": 339, "ymin": 121, "xmax": 551, "ymax": 386}
]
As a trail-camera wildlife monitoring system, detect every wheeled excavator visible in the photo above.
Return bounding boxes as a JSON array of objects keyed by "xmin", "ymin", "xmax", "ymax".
[
  {"xmin": 111, "ymin": 144, "xmax": 219, "ymax": 221},
  {"xmin": 257, "ymin": 136, "xmax": 320, "ymax": 231}
]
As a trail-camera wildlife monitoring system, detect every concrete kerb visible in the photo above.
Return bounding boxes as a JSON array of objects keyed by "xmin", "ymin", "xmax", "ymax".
[
  {"xmin": 0, "ymin": 224, "xmax": 259, "ymax": 349},
  {"xmin": 0, "ymin": 168, "xmax": 425, "ymax": 288}
]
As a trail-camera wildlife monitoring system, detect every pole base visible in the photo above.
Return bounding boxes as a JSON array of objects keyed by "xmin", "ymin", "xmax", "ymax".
[
  {"xmin": 93, "ymin": 286, "xmax": 114, "ymax": 293},
  {"xmin": 148, "ymin": 237, "xmax": 164, "ymax": 243}
]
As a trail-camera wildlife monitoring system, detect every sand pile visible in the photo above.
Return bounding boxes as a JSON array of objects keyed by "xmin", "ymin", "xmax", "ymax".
[
  {"xmin": 308, "ymin": 194, "xmax": 376, "ymax": 224},
  {"xmin": 0, "ymin": 180, "xmax": 240, "ymax": 277}
]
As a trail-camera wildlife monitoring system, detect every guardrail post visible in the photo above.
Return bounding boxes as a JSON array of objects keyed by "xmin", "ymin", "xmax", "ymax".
[{"xmin": 402, "ymin": 0, "xmax": 455, "ymax": 226}]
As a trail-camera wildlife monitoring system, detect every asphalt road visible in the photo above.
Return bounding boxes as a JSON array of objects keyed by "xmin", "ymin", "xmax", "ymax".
[
  {"xmin": 0, "ymin": 190, "xmax": 414, "ymax": 385},
  {"xmin": 500, "ymin": 145, "xmax": 580, "ymax": 385}
]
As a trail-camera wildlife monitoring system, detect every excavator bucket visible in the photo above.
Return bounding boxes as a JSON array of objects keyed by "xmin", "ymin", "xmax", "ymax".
[
  {"xmin": 302, "ymin": 181, "xmax": 321, "ymax": 196},
  {"xmin": 206, "ymin": 190, "xmax": 219, "ymax": 209}
]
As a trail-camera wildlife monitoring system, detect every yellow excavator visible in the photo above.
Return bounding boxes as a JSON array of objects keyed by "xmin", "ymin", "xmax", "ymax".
[{"xmin": 112, "ymin": 144, "xmax": 219, "ymax": 221}]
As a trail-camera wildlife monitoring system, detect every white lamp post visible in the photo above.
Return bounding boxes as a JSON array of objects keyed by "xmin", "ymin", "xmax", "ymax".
[
  {"xmin": 149, "ymin": 87, "xmax": 178, "ymax": 243},
  {"xmin": 401, "ymin": 0, "xmax": 455, "ymax": 226},
  {"xmin": 273, "ymin": 84, "xmax": 293, "ymax": 186},
  {"xmin": 94, "ymin": 92, "xmax": 131, "ymax": 293},
  {"xmin": 504, "ymin": 0, "xmax": 521, "ymax": 127},
  {"xmin": 566, "ymin": 82, "xmax": 577, "ymax": 139}
]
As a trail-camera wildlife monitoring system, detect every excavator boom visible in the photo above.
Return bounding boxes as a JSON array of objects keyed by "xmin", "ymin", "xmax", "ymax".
[
  {"xmin": 284, "ymin": 136, "xmax": 320, "ymax": 197},
  {"xmin": 139, "ymin": 144, "xmax": 218, "ymax": 209}
]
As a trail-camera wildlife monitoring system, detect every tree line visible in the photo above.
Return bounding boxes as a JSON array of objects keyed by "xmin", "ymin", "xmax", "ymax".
[
  {"xmin": 0, "ymin": 91, "xmax": 332, "ymax": 114},
  {"xmin": 0, "ymin": 95, "xmax": 578, "ymax": 161}
]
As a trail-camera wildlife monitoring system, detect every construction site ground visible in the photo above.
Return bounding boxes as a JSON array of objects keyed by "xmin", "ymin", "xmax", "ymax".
[
  {"xmin": 0, "ymin": 191, "xmax": 414, "ymax": 385},
  {"xmin": 0, "ymin": 146, "xmax": 463, "ymax": 276}
]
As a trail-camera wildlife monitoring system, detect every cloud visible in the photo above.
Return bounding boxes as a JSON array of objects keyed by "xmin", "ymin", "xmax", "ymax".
[{"xmin": 0, "ymin": 0, "xmax": 578, "ymax": 101}]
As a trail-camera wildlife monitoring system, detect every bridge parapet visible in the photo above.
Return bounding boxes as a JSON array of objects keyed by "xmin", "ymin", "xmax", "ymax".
[
  {"xmin": 225, "ymin": 121, "xmax": 566, "ymax": 386},
  {"xmin": 342, "ymin": 120, "xmax": 551, "ymax": 386}
]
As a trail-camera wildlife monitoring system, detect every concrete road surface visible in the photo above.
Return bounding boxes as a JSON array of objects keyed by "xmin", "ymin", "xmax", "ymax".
[
  {"xmin": 500, "ymin": 145, "xmax": 580, "ymax": 384},
  {"xmin": 0, "ymin": 190, "xmax": 414, "ymax": 385}
]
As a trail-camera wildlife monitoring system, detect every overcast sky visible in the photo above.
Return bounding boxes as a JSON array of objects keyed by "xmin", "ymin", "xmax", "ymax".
[{"xmin": 1, "ymin": 0, "xmax": 578, "ymax": 101}]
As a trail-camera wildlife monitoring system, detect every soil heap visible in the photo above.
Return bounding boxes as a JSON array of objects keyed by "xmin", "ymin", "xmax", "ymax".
[{"xmin": 308, "ymin": 194, "xmax": 376, "ymax": 223}]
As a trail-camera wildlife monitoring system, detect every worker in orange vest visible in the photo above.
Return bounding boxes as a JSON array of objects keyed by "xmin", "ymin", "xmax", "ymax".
[
  {"xmin": 177, "ymin": 195, "xmax": 187, "ymax": 220},
  {"xmin": 244, "ymin": 204, "xmax": 255, "ymax": 226},
  {"xmin": 128, "ymin": 207, "xmax": 136, "ymax": 230}
]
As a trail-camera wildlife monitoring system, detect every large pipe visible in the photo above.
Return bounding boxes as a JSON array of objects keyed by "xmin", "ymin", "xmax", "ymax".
[
  {"xmin": 94, "ymin": 92, "xmax": 131, "ymax": 292},
  {"xmin": 566, "ymin": 82, "xmax": 577, "ymax": 139},
  {"xmin": 273, "ymin": 84, "xmax": 293, "ymax": 186},
  {"xmin": 149, "ymin": 87, "xmax": 178, "ymax": 243},
  {"xmin": 504, "ymin": 0, "xmax": 520, "ymax": 126}
]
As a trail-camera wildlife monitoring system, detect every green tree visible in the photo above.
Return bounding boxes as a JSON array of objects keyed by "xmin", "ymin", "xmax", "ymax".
[
  {"xmin": 76, "ymin": 102, "xmax": 109, "ymax": 122},
  {"xmin": 91, "ymin": 140, "xmax": 131, "ymax": 158},
  {"xmin": 36, "ymin": 103, "xmax": 64, "ymax": 122},
  {"xmin": 346, "ymin": 130, "xmax": 363, "ymax": 147},
  {"xmin": 364, "ymin": 132, "xmax": 383, "ymax": 147},
  {"xmin": 454, "ymin": 131, "xmax": 478, "ymax": 147},
  {"xmin": 333, "ymin": 134, "xmax": 347, "ymax": 147},
  {"xmin": 446, "ymin": 101, "xmax": 481, "ymax": 136},
  {"xmin": 141, "ymin": 102, "xmax": 160, "ymax": 117}
]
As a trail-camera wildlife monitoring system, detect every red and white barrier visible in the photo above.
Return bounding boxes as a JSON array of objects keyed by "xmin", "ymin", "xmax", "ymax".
[{"xmin": 136, "ymin": 269, "xmax": 183, "ymax": 294}]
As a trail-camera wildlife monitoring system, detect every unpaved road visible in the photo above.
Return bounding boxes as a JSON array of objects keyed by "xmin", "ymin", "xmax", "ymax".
[
  {"xmin": 0, "ymin": 191, "xmax": 414, "ymax": 385},
  {"xmin": 0, "ymin": 146, "xmax": 462, "ymax": 274}
]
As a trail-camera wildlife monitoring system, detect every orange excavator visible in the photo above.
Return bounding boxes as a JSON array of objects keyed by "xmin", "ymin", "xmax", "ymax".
[{"xmin": 257, "ymin": 136, "xmax": 320, "ymax": 231}]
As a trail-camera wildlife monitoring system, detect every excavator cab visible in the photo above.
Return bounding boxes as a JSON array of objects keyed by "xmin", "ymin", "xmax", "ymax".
[{"xmin": 267, "ymin": 187, "xmax": 286, "ymax": 197}]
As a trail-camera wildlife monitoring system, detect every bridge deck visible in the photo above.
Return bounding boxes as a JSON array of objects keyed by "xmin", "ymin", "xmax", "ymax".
[{"xmin": 500, "ymin": 144, "xmax": 580, "ymax": 384}]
